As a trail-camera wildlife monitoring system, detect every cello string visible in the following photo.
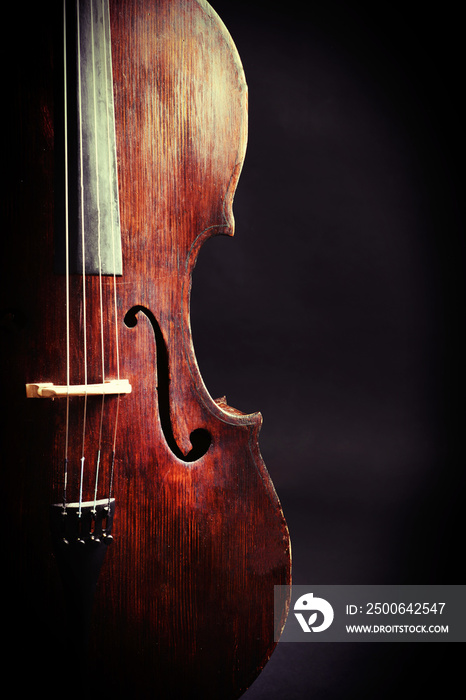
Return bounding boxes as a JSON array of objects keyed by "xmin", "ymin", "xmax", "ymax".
[
  {"xmin": 62, "ymin": 0, "xmax": 70, "ymax": 512},
  {"xmin": 77, "ymin": 0, "xmax": 88, "ymax": 518},
  {"xmin": 89, "ymin": 0, "xmax": 107, "ymax": 511},
  {"xmin": 103, "ymin": 0, "xmax": 121, "ymax": 503}
]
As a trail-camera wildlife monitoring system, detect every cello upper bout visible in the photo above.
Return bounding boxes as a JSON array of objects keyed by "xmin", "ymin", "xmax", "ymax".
[{"xmin": 111, "ymin": 0, "xmax": 248, "ymax": 257}]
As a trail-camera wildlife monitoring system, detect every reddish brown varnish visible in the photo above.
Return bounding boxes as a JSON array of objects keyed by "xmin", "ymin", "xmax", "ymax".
[{"xmin": 1, "ymin": 1, "xmax": 291, "ymax": 697}]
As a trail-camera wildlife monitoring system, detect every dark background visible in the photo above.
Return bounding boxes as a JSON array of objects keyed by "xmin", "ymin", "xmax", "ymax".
[{"xmin": 190, "ymin": 1, "xmax": 464, "ymax": 698}]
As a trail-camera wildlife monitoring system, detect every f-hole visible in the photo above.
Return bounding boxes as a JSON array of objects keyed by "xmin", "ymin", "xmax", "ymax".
[{"xmin": 124, "ymin": 305, "xmax": 211, "ymax": 462}]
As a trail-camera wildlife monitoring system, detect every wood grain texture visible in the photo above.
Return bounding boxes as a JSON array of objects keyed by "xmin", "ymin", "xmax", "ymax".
[{"xmin": 0, "ymin": 1, "xmax": 291, "ymax": 697}]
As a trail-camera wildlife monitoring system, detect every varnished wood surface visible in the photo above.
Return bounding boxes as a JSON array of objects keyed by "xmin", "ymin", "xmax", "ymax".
[{"xmin": 1, "ymin": 1, "xmax": 291, "ymax": 697}]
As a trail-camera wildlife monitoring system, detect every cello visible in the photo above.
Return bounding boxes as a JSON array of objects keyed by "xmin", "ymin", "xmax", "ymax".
[{"xmin": 1, "ymin": 1, "xmax": 291, "ymax": 696}]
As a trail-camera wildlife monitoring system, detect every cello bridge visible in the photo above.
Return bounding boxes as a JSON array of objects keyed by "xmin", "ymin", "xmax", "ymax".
[{"xmin": 25, "ymin": 379, "xmax": 132, "ymax": 399}]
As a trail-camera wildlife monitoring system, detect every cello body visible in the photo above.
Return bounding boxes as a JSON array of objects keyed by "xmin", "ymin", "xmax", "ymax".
[{"xmin": 1, "ymin": 1, "xmax": 291, "ymax": 697}]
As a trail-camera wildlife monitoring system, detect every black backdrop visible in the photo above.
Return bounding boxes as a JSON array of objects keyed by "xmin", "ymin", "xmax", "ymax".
[{"xmin": 190, "ymin": 1, "xmax": 464, "ymax": 698}]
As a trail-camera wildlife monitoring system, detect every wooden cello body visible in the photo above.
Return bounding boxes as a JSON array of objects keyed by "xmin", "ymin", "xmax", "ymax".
[{"xmin": 1, "ymin": 1, "xmax": 291, "ymax": 696}]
